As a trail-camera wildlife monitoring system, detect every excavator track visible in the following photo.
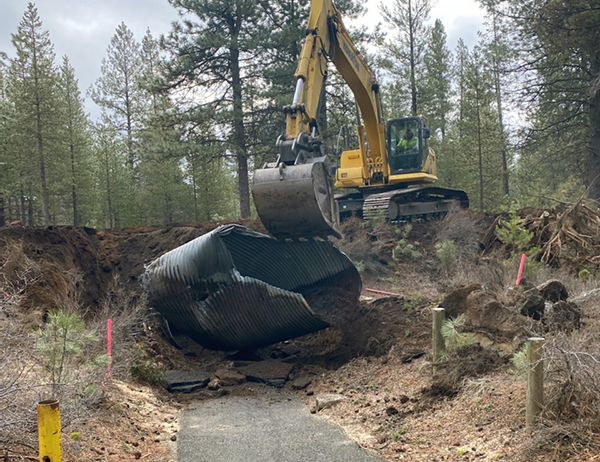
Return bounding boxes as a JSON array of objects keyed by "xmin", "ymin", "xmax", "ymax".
[{"xmin": 344, "ymin": 186, "xmax": 468, "ymax": 222}]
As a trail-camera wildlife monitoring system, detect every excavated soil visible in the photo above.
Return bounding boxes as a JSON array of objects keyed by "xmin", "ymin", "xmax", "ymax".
[{"xmin": 2, "ymin": 207, "xmax": 599, "ymax": 462}]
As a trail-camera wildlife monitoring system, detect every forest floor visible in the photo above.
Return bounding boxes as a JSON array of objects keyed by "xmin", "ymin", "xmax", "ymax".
[{"xmin": 1, "ymin": 206, "xmax": 600, "ymax": 461}]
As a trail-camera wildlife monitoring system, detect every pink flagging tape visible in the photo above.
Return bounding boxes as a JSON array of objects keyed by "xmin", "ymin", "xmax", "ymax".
[
  {"xmin": 516, "ymin": 253, "xmax": 526, "ymax": 285},
  {"xmin": 107, "ymin": 319, "xmax": 112, "ymax": 377},
  {"xmin": 365, "ymin": 288, "xmax": 403, "ymax": 297}
]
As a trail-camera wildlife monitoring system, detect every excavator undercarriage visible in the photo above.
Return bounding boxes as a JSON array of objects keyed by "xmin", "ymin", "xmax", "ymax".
[{"xmin": 338, "ymin": 186, "xmax": 469, "ymax": 222}]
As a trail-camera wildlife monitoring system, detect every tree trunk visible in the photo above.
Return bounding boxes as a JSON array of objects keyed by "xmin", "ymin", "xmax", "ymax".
[
  {"xmin": 19, "ymin": 177, "xmax": 26, "ymax": 225},
  {"xmin": 191, "ymin": 155, "xmax": 199, "ymax": 222},
  {"xmin": 125, "ymin": 76, "xmax": 135, "ymax": 171},
  {"xmin": 588, "ymin": 54, "xmax": 600, "ymax": 201},
  {"xmin": 104, "ymin": 150, "xmax": 114, "ymax": 228},
  {"xmin": 0, "ymin": 190, "xmax": 5, "ymax": 227},
  {"xmin": 70, "ymin": 143, "xmax": 78, "ymax": 226},
  {"xmin": 165, "ymin": 189, "xmax": 173, "ymax": 225},
  {"xmin": 458, "ymin": 55, "xmax": 465, "ymax": 139},
  {"xmin": 230, "ymin": 22, "xmax": 250, "ymax": 219},
  {"xmin": 476, "ymin": 84, "xmax": 484, "ymax": 212},
  {"xmin": 491, "ymin": 14, "xmax": 509, "ymax": 196},
  {"xmin": 36, "ymin": 112, "xmax": 50, "ymax": 226},
  {"xmin": 408, "ymin": 0, "xmax": 418, "ymax": 116},
  {"xmin": 28, "ymin": 185, "xmax": 34, "ymax": 226},
  {"xmin": 32, "ymin": 44, "xmax": 51, "ymax": 227}
]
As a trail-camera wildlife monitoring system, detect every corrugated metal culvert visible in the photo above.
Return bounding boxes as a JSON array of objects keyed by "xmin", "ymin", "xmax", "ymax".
[{"xmin": 140, "ymin": 224, "xmax": 361, "ymax": 351}]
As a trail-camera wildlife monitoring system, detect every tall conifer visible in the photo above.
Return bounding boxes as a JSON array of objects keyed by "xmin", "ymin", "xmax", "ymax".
[{"xmin": 8, "ymin": 3, "xmax": 60, "ymax": 226}]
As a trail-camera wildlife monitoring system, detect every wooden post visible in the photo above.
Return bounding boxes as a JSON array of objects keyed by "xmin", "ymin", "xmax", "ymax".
[
  {"xmin": 526, "ymin": 337, "xmax": 545, "ymax": 430},
  {"xmin": 432, "ymin": 307, "xmax": 446, "ymax": 372},
  {"xmin": 38, "ymin": 399, "xmax": 61, "ymax": 462}
]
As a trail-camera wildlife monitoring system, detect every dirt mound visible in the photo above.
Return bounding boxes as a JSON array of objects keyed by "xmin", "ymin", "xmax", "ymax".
[
  {"xmin": 251, "ymin": 295, "xmax": 432, "ymax": 367},
  {"xmin": 0, "ymin": 226, "xmax": 113, "ymax": 313},
  {"xmin": 0, "ymin": 221, "xmax": 267, "ymax": 317},
  {"xmin": 1, "ymin": 219, "xmax": 436, "ymax": 365},
  {"xmin": 350, "ymin": 297, "xmax": 431, "ymax": 358},
  {"xmin": 0, "ymin": 212, "xmax": 488, "ymax": 357}
]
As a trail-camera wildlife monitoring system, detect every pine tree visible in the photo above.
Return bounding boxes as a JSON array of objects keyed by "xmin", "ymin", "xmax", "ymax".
[
  {"xmin": 379, "ymin": 0, "xmax": 433, "ymax": 116},
  {"xmin": 160, "ymin": 0, "xmax": 270, "ymax": 219},
  {"xmin": 479, "ymin": 0, "xmax": 516, "ymax": 197},
  {"xmin": 510, "ymin": 0, "xmax": 600, "ymax": 200},
  {"xmin": 58, "ymin": 56, "xmax": 92, "ymax": 226},
  {"xmin": 184, "ymin": 136, "xmax": 238, "ymax": 222},
  {"xmin": 244, "ymin": 0, "xmax": 312, "ymax": 171},
  {"xmin": 92, "ymin": 123, "xmax": 133, "ymax": 228},
  {"xmin": 7, "ymin": 3, "xmax": 60, "ymax": 226},
  {"xmin": 89, "ymin": 23, "xmax": 143, "ymax": 172},
  {"xmin": 137, "ymin": 29, "xmax": 184, "ymax": 224},
  {"xmin": 0, "ymin": 52, "xmax": 8, "ymax": 226},
  {"xmin": 420, "ymin": 19, "xmax": 452, "ymax": 141},
  {"xmin": 454, "ymin": 39, "xmax": 469, "ymax": 140},
  {"xmin": 460, "ymin": 48, "xmax": 503, "ymax": 211},
  {"xmin": 436, "ymin": 39, "xmax": 469, "ymax": 192}
]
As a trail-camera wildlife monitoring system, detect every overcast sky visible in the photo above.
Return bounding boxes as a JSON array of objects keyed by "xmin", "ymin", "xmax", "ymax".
[{"xmin": 0, "ymin": 0, "xmax": 485, "ymax": 118}]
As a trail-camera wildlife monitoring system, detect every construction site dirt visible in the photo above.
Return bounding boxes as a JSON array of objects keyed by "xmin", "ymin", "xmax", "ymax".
[{"xmin": 2, "ymin": 206, "xmax": 600, "ymax": 461}]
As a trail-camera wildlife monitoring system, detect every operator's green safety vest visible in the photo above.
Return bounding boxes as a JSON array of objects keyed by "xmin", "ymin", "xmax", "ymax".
[{"xmin": 397, "ymin": 136, "xmax": 417, "ymax": 151}]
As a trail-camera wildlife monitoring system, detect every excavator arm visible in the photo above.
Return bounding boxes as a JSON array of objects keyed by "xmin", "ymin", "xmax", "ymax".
[
  {"xmin": 285, "ymin": 0, "xmax": 385, "ymax": 161},
  {"xmin": 252, "ymin": 0, "xmax": 386, "ymax": 240}
]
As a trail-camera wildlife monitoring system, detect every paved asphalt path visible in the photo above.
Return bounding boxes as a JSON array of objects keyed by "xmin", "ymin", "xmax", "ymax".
[{"xmin": 178, "ymin": 388, "xmax": 385, "ymax": 462}]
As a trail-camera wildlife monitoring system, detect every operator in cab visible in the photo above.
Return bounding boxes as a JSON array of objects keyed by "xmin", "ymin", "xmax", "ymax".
[{"xmin": 397, "ymin": 128, "xmax": 417, "ymax": 153}]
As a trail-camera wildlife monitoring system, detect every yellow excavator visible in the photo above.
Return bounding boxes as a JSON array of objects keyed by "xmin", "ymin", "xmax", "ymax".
[{"xmin": 252, "ymin": 0, "xmax": 468, "ymax": 240}]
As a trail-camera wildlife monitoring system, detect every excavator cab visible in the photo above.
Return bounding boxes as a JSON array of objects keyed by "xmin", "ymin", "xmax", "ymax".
[{"xmin": 387, "ymin": 117, "xmax": 430, "ymax": 174}]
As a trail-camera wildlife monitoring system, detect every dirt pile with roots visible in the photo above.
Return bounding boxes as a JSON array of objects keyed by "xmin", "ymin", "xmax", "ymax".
[
  {"xmin": 0, "ymin": 221, "xmax": 268, "ymax": 317},
  {"xmin": 484, "ymin": 200, "xmax": 600, "ymax": 271}
]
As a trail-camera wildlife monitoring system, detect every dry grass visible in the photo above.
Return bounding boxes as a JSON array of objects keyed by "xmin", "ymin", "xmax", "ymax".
[
  {"xmin": 337, "ymin": 217, "xmax": 398, "ymax": 275},
  {"xmin": 87, "ymin": 274, "xmax": 152, "ymax": 379},
  {"xmin": 0, "ymin": 240, "xmax": 41, "ymax": 291},
  {"xmin": 435, "ymin": 207, "xmax": 484, "ymax": 261},
  {"xmin": 522, "ymin": 331, "xmax": 600, "ymax": 460},
  {"xmin": 0, "ymin": 298, "xmax": 39, "ymax": 455},
  {"xmin": 544, "ymin": 333, "xmax": 600, "ymax": 421}
]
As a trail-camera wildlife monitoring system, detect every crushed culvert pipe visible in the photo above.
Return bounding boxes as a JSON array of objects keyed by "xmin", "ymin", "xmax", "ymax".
[{"xmin": 140, "ymin": 224, "xmax": 361, "ymax": 351}]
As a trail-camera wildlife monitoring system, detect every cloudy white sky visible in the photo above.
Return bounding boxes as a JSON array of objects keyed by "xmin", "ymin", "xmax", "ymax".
[{"xmin": 0, "ymin": 0, "xmax": 485, "ymax": 118}]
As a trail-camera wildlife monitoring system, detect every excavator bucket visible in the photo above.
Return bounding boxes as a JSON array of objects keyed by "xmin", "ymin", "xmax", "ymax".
[{"xmin": 252, "ymin": 161, "xmax": 341, "ymax": 240}]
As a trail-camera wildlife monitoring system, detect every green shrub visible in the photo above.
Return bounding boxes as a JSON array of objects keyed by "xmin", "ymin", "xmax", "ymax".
[
  {"xmin": 509, "ymin": 344, "xmax": 528, "ymax": 379},
  {"xmin": 578, "ymin": 268, "xmax": 591, "ymax": 281},
  {"xmin": 441, "ymin": 316, "xmax": 477, "ymax": 350},
  {"xmin": 130, "ymin": 347, "xmax": 165, "ymax": 387},
  {"xmin": 392, "ymin": 224, "xmax": 421, "ymax": 261},
  {"xmin": 496, "ymin": 210, "xmax": 534, "ymax": 252},
  {"xmin": 31, "ymin": 310, "xmax": 101, "ymax": 396},
  {"xmin": 521, "ymin": 257, "xmax": 543, "ymax": 280},
  {"xmin": 435, "ymin": 240, "xmax": 457, "ymax": 273}
]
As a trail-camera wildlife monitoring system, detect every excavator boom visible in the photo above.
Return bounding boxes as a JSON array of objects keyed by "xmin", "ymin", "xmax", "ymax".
[{"xmin": 253, "ymin": 0, "xmax": 385, "ymax": 240}]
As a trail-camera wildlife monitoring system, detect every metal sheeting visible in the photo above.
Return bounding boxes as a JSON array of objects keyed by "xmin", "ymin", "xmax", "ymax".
[{"xmin": 140, "ymin": 224, "xmax": 361, "ymax": 351}]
